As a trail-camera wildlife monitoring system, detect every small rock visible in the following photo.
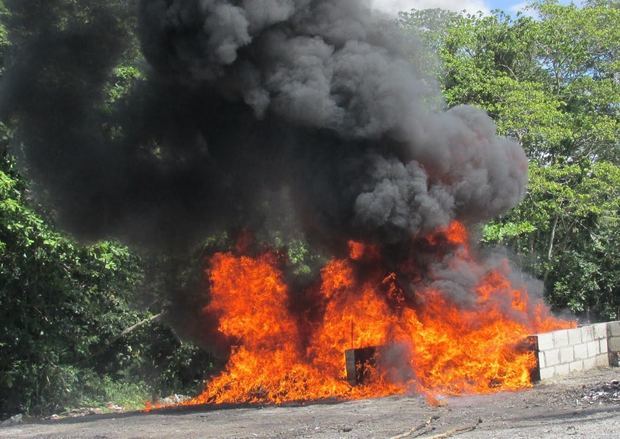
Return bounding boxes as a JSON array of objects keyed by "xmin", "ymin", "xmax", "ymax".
[
  {"xmin": 1, "ymin": 413, "xmax": 23, "ymax": 426},
  {"xmin": 106, "ymin": 403, "xmax": 123, "ymax": 412},
  {"xmin": 160, "ymin": 394, "xmax": 191, "ymax": 405}
]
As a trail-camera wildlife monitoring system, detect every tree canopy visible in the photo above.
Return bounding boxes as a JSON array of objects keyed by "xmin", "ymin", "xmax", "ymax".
[{"xmin": 401, "ymin": 0, "xmax": 619, "ymax": 319}]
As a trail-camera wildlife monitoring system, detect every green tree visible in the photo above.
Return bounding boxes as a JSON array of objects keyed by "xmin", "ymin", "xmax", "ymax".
[
  {"xmin": 401, "ymin": 1, "xmax": 619, "ymax": 162},
  {"xmin": 0, "ymin": 156, "xmax": 144, "ymax": 415},
  {"xmin": 401, "ymin": 1, "xmax": 620, "ymax": 320},
  {"xmin": 483, "ymin": 162, "xmax": 620, "ymax": 319}
]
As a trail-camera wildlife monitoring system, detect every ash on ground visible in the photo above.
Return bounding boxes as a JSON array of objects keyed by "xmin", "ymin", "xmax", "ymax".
[{"xmin": 580, "ymin": 380, "xmax": 620, "ymax": 404}]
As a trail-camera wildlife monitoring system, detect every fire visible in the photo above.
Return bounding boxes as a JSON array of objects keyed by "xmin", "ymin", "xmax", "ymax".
[{"xmin": 157, "ymin": 221, "xmax": 573, "ymax": 408}]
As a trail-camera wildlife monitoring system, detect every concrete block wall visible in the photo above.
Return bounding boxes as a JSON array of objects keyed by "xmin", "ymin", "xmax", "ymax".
[
  {"xmin": 532, "ymin": 321, "xmax": 620, "ymax": 380},
  {"xmin": 608, "ymin": 321, "xmax": 620, "ymax": 367}
]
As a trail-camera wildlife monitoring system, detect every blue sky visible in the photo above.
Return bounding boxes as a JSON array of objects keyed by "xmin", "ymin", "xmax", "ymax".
[
  {"xmin": 371, "ymin": 0, "xmax": 582, "ymax": 16},
  {"xmin": 489, "ymin": 0, "xmax": 531, "ymax": 11},
  {"xmin": 488, "ymin": 0, "xmax": 581, "ymax": 13}
]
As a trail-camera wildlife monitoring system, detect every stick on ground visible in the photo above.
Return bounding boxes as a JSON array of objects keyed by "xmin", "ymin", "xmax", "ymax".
[
  {"xmin": 389, "ymin": 416, "xmax": 439, "ymax": 439},
  {"xmin": 423, "ymin": 418, "xmax": 483, "ymax": 439}
]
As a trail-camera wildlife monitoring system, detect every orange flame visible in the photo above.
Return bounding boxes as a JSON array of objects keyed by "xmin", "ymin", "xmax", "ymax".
[{"xmin": 155, "ymin": 221, "xmax": 573, "ymax": 408}]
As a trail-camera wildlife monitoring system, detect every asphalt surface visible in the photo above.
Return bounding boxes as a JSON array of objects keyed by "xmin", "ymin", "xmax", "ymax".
[{"xmin": 2, "ymin": 368, "xmax": 619, "ymax": 438}]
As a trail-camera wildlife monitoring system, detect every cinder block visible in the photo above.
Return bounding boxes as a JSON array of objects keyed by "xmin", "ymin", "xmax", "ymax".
[
  {"xmin": 553, "ymin": 330, "xmax": 569, "ymax": 347},
  {"xmin": 574, "ymin": 343, "xmax": 589, "ymax": 360},
  {"xmin": 539, "ymin": 367, "xmax": 555, "ymax": 380},
  {"xmin": 608, "ymin": 321, "xmax": 620, "ymax": 337},
  {"xmin": 545, "ymin": 349, "xmax": 561, "ymax": 367},
  {"xmin": 583, "ymin": 357, "xmax": 596, "ymax": 370},
  {"xmin": 582, "ymin": 326, "xmax": 595, "ymax": 342},
  {"xmin": 538, "ymin": 352, "xmax": 546, "ymax": 369},
  {"xmin": 555, "ymin": 363, "xmax": 570, "ymax": 376},
  {"xmin": 569, "ymin": 360, "xmax": 584, "ymax": 372},
  {"xmin": 568, "ymin": 328, "xmax": 582, "ymax": 345},
  {"xmin": 537, "ymin": 332, "xmax": 554, "ymax": 350},
  {"xmin": 600, "ymin": 339, "xmax": 609, "ymax": 354},
  {"xmin": 595, "ymin": 354, "xmax": 609, "ymax": 367},
  {"xmin": 560, "ymin": 346, "xmax": 574, "ymax": 363},
  {"xmin": 594, "ymin": 323, "xmax": 608, "ymax": 340},
  {"xmin": 587, "ymin": 340, "xmax": 600, "ymax": 357},
  {"xmin": 609, "ymin": 336, "xmax": 620, "ymax": 352}
]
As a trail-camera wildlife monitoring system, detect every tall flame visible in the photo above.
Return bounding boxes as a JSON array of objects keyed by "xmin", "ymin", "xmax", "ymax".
[{"xmin": 162, "ymin": 221, "xmax": 573, "ymax": 407}]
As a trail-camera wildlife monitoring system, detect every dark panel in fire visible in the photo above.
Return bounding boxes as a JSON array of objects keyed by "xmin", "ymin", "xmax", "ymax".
[{"xmin": 345, "ymin": 346, "xmax": 378, "ymax": 386}]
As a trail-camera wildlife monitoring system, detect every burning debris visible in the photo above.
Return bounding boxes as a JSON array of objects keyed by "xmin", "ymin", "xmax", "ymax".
[
  {"xmin": 160, "ymin": 226, "xmax": 571, "ymax": 407},
  {"xmin": 0, "ymin": 0, "xmax": 574, "ymax": 406}
]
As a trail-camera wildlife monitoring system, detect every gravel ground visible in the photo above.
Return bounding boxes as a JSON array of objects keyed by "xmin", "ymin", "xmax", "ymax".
[{"xmin": 1, "ymin": 368, "xmax": 619, "ymax": 439}]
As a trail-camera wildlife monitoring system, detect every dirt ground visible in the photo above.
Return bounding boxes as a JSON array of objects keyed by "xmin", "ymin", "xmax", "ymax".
[{"xmin": 2, "ymin": 368, "xmax": 619, "ymax": 439}]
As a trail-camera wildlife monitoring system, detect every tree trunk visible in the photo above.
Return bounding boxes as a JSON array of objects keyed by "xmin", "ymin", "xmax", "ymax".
[{"xmin": 543, "ymin": 215, "xmax": 559, "ymax": 286}]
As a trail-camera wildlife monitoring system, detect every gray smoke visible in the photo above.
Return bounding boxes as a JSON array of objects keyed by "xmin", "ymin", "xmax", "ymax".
[
  {"xmin": 0, "ymin": 0, "xmax": 527, "ymax": 349},
  {"xmin": 0, "ymin": 0, "xmax": 531, "ymax": 344},
  {"xmin": 0, "ymin": 0, "xmax": 527, "ymax": 249},
  {"xmin": 138, "ymin": 0, "xmax": 528, "ymax": 246}
]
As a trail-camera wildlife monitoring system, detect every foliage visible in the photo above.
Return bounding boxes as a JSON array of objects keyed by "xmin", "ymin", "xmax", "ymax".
[
  {"xmin": 401, "ymin": 1, "xmax": 619, "ymax": 163},
  {"xmin": 0, "ymin": 155, "xmax": 216, "ymax": 416},
  {"xmin": 401, "ymin": 0, "xmax": 620, "ymax": 320},
  {"xmin": 0, "ymin": 156, "xmax": 140, "ymax": 414},
  {"xmin": 483, "ymin": 162, "xmax": 620, "ymax": 319}
]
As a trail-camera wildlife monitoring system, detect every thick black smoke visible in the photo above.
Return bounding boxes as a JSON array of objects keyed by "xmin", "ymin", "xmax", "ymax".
[
  {"xmin": 0, "ymin": 0, "xmax": 527, "ymax": 247},
  {"xmin": 0, "ymin": 0, "xmax": 529, "ymax": 341}
]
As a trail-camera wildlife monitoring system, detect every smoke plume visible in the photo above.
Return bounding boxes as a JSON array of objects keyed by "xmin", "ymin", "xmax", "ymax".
[
  {"xmin": 0, "ymin": 0, "xmax": 529, "ymax": 342},
  {"xmin": 0, "ymin": 0, "xmax": 526, "ymax": 244}
]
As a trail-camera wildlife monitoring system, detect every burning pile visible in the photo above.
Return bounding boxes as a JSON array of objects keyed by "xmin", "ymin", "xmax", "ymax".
[
  {"xmin": 165, "ymin": 221, "xmax": 571, "ymax": 406},
  {"xmin": 2, "ymin": 1, "xmax": 574, "ymax": 406}
]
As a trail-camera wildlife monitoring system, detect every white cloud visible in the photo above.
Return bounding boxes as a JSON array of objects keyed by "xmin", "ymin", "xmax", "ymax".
[
  {"xmin": 510, "ymin": 0, "xmax": 584, "ymax": 20},
  {"xmin": 509, "ymin": 2, "xmax": 539, "ymax": 18},
  {"xmin": 371, "ymin": 0, "xmax": 490, "ymax": 16}
]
